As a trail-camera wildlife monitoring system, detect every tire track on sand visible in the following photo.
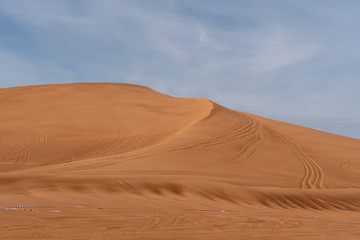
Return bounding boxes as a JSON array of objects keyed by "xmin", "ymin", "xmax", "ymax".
[
  {"xmin": 0, "ymin": 141, "xmax": 30, "ymax": 170},
  {"xmin": 28, "ymin": 129, "xmax": 48, "ymax": 153},
  {"xmin": 88, "ymin": 108, "xmax": 128, "ymax": 157},
  {"xmin": 262, "ymin": 125, "xmax": 324, "ymax": 189},
  {"xmin": 199, "ymin": 115, "xmax": 264, "ymax": 167},
  {"xmin": 111, "ymin": 178, "xmax": 142, "ymax": 194}
]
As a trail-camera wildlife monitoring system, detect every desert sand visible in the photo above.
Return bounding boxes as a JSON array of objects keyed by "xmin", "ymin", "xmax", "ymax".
[{"xmin": 1, "ymin": 83, "xmax": 360, "ymax": 239}]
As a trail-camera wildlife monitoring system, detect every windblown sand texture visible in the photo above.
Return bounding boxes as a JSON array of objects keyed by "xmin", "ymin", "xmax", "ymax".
[{"xmin": 1, "ymin": 83, "xmax": 360, "ymax": 239}]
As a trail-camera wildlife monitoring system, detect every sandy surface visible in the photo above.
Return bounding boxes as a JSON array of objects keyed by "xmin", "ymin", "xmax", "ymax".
[{"xmin": 1, "ymin": 83, "xmax": 360, "ymax": 239}]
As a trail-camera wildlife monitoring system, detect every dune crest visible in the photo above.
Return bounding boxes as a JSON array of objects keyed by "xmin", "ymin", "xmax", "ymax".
[{"xmin": 1, "ymin": 83, "xmax": 360, "ymax": 239}]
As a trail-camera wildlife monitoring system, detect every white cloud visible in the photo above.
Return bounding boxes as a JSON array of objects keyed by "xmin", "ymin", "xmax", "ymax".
[{"xmin": 247, "ymin": 29, "xmax": 319, "ymax": 72}]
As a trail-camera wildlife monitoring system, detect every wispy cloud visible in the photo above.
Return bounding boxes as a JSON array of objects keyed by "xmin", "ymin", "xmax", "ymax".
[{"xmin": 247, "ymin": 28, "xmax": 319, "ymax": 72}]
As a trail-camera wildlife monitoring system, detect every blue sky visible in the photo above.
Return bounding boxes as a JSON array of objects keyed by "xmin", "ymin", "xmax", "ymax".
[{"xmin": 0, "ymin": 0, "xmax": 359, "ymax": 138}]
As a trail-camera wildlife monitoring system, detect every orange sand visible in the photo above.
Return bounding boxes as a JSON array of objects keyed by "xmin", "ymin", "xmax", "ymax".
[{"xmin": 1, "ymin": 83, "xmax": 360, "ymax": 239}]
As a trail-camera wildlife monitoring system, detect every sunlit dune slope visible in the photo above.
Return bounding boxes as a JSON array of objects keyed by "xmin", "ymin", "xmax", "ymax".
[
  {"xmin": 1, "ymin": 83, "xmax": 360, "ymax": 212},
  {"xmin": 0, "ymin": 83, "xmax": 210, "ymax": 170}
]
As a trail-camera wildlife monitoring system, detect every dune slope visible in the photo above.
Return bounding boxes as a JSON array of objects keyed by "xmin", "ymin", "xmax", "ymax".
[{"xmin": 1, "ymin": 83, "xmax": 360, "ymax": 239}]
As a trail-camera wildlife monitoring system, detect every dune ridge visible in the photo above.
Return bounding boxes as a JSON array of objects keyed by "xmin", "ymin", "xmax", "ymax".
[{"xmin": 1, "ymin": 83, "xmax": 360, "ymax": 239}]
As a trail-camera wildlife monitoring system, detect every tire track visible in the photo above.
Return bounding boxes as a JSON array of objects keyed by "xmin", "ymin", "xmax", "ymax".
[
  {"xmin": 53, "ymin": 151, "xmax": 74, "ymax": 163},
  {"xmin": 111, "ymin": 178, "xmax": 142, "ymax": 194},
  {"xmin": 261, "ymin": 125, "xmax": 324, "ymax": 189},
  {"xmin": 0, "ymin": 142, "xmax": 14, "ymax": 164},
  {"xmin": 90, "ymin": 108, "xmax": 128, "ymax": 157},
  {"xmin": 199, "ymin": 116, "xmax": 263, "ymax": 166},
  {"xmin": 28, "ymin": 129, "xmax": 48, "ymax": 153},
  {"xmin": 233, "ymin": 116, "xmax": 264, "ymax": 160},
  {"xmin": 0, "ymin": 141, "xmax": 30, "ymax": 170},
  {"xmin": 0, "ymin": 128, "xmax": 47, "ymax": 170},
  {"xmin": 239, "ymin": 129, "xmax": 264, "ymax": 160},
  {"xmin": 170, "ymin": 113, "xmax": 258, "ymax": 152},
  {"xmin": 121, "ymin": 119, "xmax": 146, "ymax": 152}
]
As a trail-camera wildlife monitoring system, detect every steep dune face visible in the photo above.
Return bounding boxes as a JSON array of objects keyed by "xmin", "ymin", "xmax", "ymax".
[{"xmin": 1, "ymin": 83, "xmax": 360, "ymax": 239}]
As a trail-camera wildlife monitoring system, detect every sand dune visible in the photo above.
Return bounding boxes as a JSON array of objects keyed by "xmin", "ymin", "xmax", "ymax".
[{"xmin": 1, "ymin": 83, "xmax": 360, "ymax": 239}]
